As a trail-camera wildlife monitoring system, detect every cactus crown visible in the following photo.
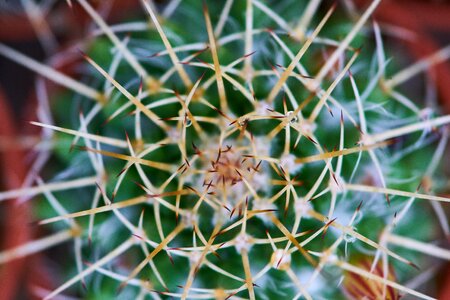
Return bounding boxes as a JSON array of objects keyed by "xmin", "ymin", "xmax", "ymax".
[{"xmin": 0, "ymin": 0, "xmax": 450, "ymax": 299}]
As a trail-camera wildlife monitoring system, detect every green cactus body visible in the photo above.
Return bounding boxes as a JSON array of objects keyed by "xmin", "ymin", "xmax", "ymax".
[{"xmin": 0, "ymin": 0, "xmax": 449, "ymax": 299}]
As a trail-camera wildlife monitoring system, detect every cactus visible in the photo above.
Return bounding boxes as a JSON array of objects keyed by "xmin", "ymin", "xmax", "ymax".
[{"xmin": 1, "ymin": 0, "xmax": 450, "ymax": 299}]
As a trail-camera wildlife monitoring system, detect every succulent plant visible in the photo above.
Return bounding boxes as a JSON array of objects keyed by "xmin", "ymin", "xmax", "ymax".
[{"xmin": 1, "ymin": 0, "xmax": 450, "ymax": 299}]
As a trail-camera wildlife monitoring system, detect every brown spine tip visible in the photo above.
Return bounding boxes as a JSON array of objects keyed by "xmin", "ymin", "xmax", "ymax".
[
  {"xmin": 166, "ymin": 252, "xmax": 174, "ymax": 265},
  {"xmin": 243, "ymin": 50, "xmax": 257, "ymax": 58},
  {"xmin": 306, "ymin": 135, "xmax": 318, "ymax": 145},
  {"xmin": 230, "ymin": 208, "xmax": 236, "ymax": 219},
  {"xmin": 348, "ymin": 69, "xmax": 354, "ymax": 78},
  {"xmin": 77, "ymin": 48, "xmax": 88, "ymax": 58},
  {"xmin": 198, "ymin": 70, "xmax": 207, "ymax": 81},
  {"xmin": 138, "ymin": 77, "xmax": 144, "ymax": 93},
  {"xmin": 330, "ymin": 1, "xmax": 338, "ymax": 11},
  {"xmin": 116, "ymin": 167, "xmax": 128, "ymax": 178},
  {"xmin": 409, "ymin": 261, "xmax": 420, "ymax": 271},
  {"xmin": 131, "ymin": 233, "xmax": 143, "ymax": 240},
  {"xmin": 225, "ymin": 292, "xmax": 237, "ymax": 300},
  {"xmin": 116, "ymin": 282, "xmax": 126, "ymax": 296},
  {"xmin": 356, "ymin": 200, "xmax": 363, "ymax": 211},
  {"xmin": 82, "ymin": 260, "xmax": 93, "ymax": 267},
  {"xmin": 202, "ymin": 0, "xmax": 208, "ymax": 13}
]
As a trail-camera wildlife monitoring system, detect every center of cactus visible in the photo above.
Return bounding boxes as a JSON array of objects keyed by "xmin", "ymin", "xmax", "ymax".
[
  {"xmin": 190, "ymin": 138, "xmax": 271, "ymax": 207},
  {"xmin": 201, "ymin": 145, "xmax": 252, "ymax": 192}
]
